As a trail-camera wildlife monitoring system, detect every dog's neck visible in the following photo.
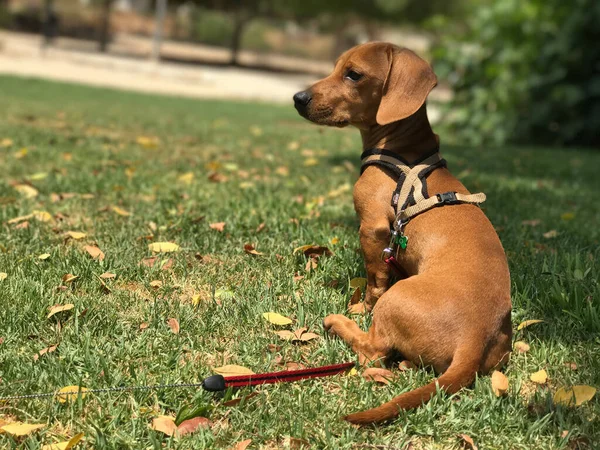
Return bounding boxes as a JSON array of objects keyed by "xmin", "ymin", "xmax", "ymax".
[{"xmin": 360, "ymin": 104, "xmax": 439, "ymax": 163}]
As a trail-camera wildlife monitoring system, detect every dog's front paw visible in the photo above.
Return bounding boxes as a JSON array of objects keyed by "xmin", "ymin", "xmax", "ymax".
[{"xmin": 323, "ymin": 314, "xmax": 346, "ymax": 336}]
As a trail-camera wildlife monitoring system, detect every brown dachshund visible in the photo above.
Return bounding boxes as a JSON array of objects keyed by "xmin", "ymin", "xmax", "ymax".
[{"xmin": 293, "ymin": 42, "xmax": 512, "ymax": 424}]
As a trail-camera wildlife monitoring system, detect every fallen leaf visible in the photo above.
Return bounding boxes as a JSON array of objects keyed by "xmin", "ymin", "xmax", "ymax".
[
  {"xmin": 150, "ymin": 416, "xmax": 177, "ymax": 436},
  {"xmin": 84, "ymin": 245, "xmax": 105, "ymax": 261},
  {"xmin": 149, "ymin": 280, "xmax": 163, "ymax": 289},
  {"xmin": 29, "ymin": 172, "xmax": 48, "ymax": 181},
  {"xmin": 274, "ymin": 330, "xmax": 295, "ymax": 340},
  {"xmin": 66, "ymin": 231, "xmax": 86, "ymax": 240},
  {"xmin": 47, "ymin": 303, "xmax": 75, "ymax": 319},
  {"xmin": 362, "ymin": 368, "xmax": 396, "ymax": 384},
  {"xmin": 514, "ymin": 341, "xmax": 530, "ymax": 353},
  {"xmin": 263, "ymin": 312, "xmax": 293, "ymax": 326},
  {"xmin": 244, "ymin": 244, "xmax": 263, "ymax": 256},
  {"xmin": 177, "ymin": 417, "xmax": 211, "ymax": 436},
  {"xmin": 517, "ymin": 319, "xmax": 544, "ymax": 330},
  {"xmin": 0, "ymin": 272, "xmax": 7, "ymax": 281},
  {"xmin": 298, "ymin": 332, "xmax": 319, "ymax": 342},
  {"xmin": 0, "ymin": 422, "xmax": 45, "ymax": 436},
  {"xmin": 14, "ymin": 184, "xmax": 39, "ymax": 198},
  {"xmin": 228, "ymin": 439, "xmax": 252, "ymax": 450},
  {"xmin": 55, "ymin": 385, "xmax": 88, "ymax": 403},
  {"xmin": 209, "ymin": 222, "xmax": 226, "ymax": 232},
  {"xmin": 178, "ymin": 172, "xmax": 195, "ymax": 185},
  {"xmin": 530, "ymin": 369, "xmax": 548, "ymax": 384},
  {"xmin": 148, "ymin": 242, "xmax": 180, "ymax": 253},
  {"xmin": 293, "ymin": 245, "xmax": 333, "ymax": 257},
  {"xmin": 521, "ymin": 219, "xmax": 541, "ymax": 227},
  {"xmin": 491, "ymin": 370, "xmax": 509, "ymax": 397},
  {"xmin": 303, "ymin": 158, "xmax": 319, "ymax": 167},
  {"xmin": 347, "ymin": 367, "xmax": 358, "ymax": 377},
  {"xmin": 305, "ymin": 257, "xmax": 318, "ymax": 271},
  {"xmin": 348, "ymin": 287, "xmax": 362, "ymax": 305},
  {"xmin": 459, "ymin": 434, "xmax": 478, "ymax": 450},
  {"xmin": 553, "ymin": 385, "xmax": 596, "ymax": 407},
  {"xmin": 136, "ymin": 135, "xmax": 159, "ymax": 148},
  {"xmin": 99, "ymin": 272, "xmax": 116, "ymax": 279},
  {"xmin": 561, "ymin": 212, "xmax": 575, "ymax": 221},
  {"xmin": 543, "ymin": 230, "xmax": 559, "ymax": 239},
  {"xmin": 223, "ymin": 392, "xmax": 259, "ymax": 407},
  {"xmin": 41, "ymin": 432, "xmax": 84, "ymax": 450},
  {"xmin": 563, "ymin": 362, "xmax": 578, "ymax": 371},
  {"xmin": 110, "ymin": 205, "xmax": 133, "ymax": 217},
  {"xmin": 62, "ymin": 274, "xmax": 78, "ymax": 283},
  {"xmin": 34, "ymin": 344, "xmax": 58, "ymax": 361},
  {"xmin": 0, "ymin": 138, "xmax": 13, "ymax": 147},
  {"xmin": 349, "ymin": 277, "xmax": 367, "ymax": 290},
  {"xmin": 139, "ymin": 322, "xmax": 149, "ymax": 330},
  {"xmin": 285, "ymin": 437, "xmax": 311, "ymax": 449},
  {"xmin": 167, "ymin": 318, "xmax": 180, "ymax": 334},
  {"xmin": 256, "ymin": 222, "xmax": 266, "ymax": 233},
  {"xmin": 213, "ymin": 365, "xmax": 255, "ymax": 377},
  {"xmin": 348, "ymin": 302, "xmax": 367, "ymax": 315},
  {"xmin": 39, "ymin": 253, "xmax": 51, "ymax": 260},
  {"xmin": 330, "ymin": 237, "xmax": 340, "ymax": 245}
]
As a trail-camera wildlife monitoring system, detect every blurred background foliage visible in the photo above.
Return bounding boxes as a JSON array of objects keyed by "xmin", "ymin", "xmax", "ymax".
[
  {"xmin": 1, "ymin": 0, "xmax": 598, "ymax": 148},
  {"xmin": 433, "ymin": 0, "xmax": 600, "ymax": 148}
]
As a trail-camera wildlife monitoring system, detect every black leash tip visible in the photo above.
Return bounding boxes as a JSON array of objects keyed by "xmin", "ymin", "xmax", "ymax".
[{"xmin": 202, "ymin": 375, "xmax": 226, "ymax": 392}]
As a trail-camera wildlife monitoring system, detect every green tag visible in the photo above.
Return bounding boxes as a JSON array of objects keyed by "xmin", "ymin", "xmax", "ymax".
[{"xmin": 395, "ymin": 234, "xmax": 408, "ymax": 250}]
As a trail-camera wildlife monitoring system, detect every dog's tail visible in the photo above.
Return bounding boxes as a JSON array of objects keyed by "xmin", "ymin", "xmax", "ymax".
[{"xmin": 344, "ymin": 346, "xmax": 482, "ymax": 425}]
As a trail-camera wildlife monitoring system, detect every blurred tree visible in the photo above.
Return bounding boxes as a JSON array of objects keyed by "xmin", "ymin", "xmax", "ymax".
[
  {"xmin": 98, "ymin": 0, "xmax": 113, "ymax": 52},
  {"xmin": 433, "ymin": 0, "xmax": 600, "ymax": 147}
]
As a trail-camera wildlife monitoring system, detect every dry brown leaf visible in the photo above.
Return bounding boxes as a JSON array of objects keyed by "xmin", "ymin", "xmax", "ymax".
[
  {"xmin": 293, "ymin": 245, "xmax": 333, "ymax": 257},
  {"xmin": 99, "ymin": 272, "xmax": 116, "ymax": 279},
  {"xmin": 139, "ymin": 322, "xmax": 149, "ymax": 330},
  {"xmin": 514, "ymin": 341, "xmax": 530, "ymax": 353},
  {"xmin": 244, "ymin": 244, "xmax": 263, "ymax": 256},
  {"xmin": 150, "ymin": 416, "xmax": 177, "ymax": 436},
  {"xmin": 256, "ymin": 222, "xmax": 266, "ymax": 233},
  {"xmin": 111, "ymin": 206, "xmax": 132, "ymax": 217},
  {"xmin": 285, "ymin": 437, "xmax": 311, "ymax": 449},
  {"xmin": 298, "ymin": 332, "xmax": 319, "ymax": 342},
  {"xmin": 149, "ymin": 280, "xmax": 163, "ymax": 289},
  {"xmin": 228, "ymin": 439, "xmax": 252, "ymax": 450},
  {"xmin": 209, "ymin": 222, "xmax": 226, "ymax": 232},
  {"xmin": 213, "ymin": 365, "xmax": 254, "ymax": 377},
  {"xmin": 491, "ymin": 370, "xmax": 509, "ymax": 397},
  {"xmin": 167, "ymin": 318, "xmax": 180, "ymax": 334},
  {"xmin": 348, "ymin": 302, "xmax": 367, "ymax": 315},
  {"xmin": 563, "ymin": 362, "xmax": 578, "ymax": 371},
  {"xmin": 177, "ymin": 417, "xmax": 211, "ymax": 436},
  {"xmin": 349, "ymin": 287, "xmax": 362, "ymax": 306},
  {"xmin": 521, "ymin": 219, "xmax": 541, "ymax": 227},
  {"xmin": 530, "ymin": 369, "xmax": 548, "ymax": 384},
  {"xmin": 47, "ymin": 303, "xmax": 75, "ymax": 319},
  {"xmin": 362, "ymin": 367, "xmax": 396, "ymax": 385},
  {"xmin": 62, "ymin": 274, "xmax": 78, "ymax": 283},
  {"xmin": 34, "ymin": 344, "xmax": 58, "ymax": 361},
  {"xmin": 223, "ymin": 392, "xmax": 259, "ymax": 407},
  {"xmin": 84, "ymin": 245, "xmax": 105, "ymax": 261},
  {"xmin": 275, "ymin": 330, "xmax": 295, "ymax": 340},
  {"xmin": 543, "ymin": 230, "xmax": 559, "ymax": 239},
  {"xmin": 14, "ymin": 184, "xmax": 39, "ymax": 198},
  {"xmin": 305, "ymin": 258, "xmax": 318, "ymax": 271},
  {"xmin": 459, "ymin": 434, "xmax": 478, "ymax": 450}
]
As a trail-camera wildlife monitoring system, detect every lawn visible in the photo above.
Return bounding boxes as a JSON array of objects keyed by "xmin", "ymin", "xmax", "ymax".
[{"xmin": 0, "ymin": 76, "xmax": 598, "ymax": 449}]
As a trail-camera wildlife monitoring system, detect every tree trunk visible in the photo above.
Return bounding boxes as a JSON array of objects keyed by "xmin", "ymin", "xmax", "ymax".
[
  {"xmin": 230, "ymin": 11, "xmax": 249, "ymax": 66},
  {"xmin": 42, "ymin": 0, "xmax": 56, "ymax": 49},
  {"xmin": 98, "ymin": 0, "xmax": 112, "ymax": 53},
  {"xmin": 151, "ymin": 0, "xmax": 168, "ymax": 62}
]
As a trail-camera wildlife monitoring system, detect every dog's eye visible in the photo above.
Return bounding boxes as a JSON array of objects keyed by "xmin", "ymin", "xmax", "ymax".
[{"xmin": 345, "ymin": 70, "xmax": 363, "ymax": 82}]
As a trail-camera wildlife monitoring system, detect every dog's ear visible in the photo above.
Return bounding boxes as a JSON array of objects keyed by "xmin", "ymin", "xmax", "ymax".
[{"xmin": 376, "ymin": 47, "xmax": 437, "ymax": 126}]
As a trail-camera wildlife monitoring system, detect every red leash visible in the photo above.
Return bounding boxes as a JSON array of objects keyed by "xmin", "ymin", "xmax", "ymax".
[{"xmin": 202, "ymin": 362, "xmax": 355, "ymax": 391}]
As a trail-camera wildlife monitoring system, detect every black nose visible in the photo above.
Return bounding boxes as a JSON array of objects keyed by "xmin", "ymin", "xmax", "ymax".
[{"xmin": 293, "ymin": 90, "xmax": 312, "ymax": 107}]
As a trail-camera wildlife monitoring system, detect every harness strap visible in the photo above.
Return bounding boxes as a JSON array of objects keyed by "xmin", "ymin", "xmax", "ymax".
[{"xmin": 360, "ymin": 148, "xmax": 486, "ymax": 232}]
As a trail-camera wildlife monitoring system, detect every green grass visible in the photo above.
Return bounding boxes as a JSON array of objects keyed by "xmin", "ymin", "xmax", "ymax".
[{"xmin": 0, "ymin": 76, "xmax": 599, "ymax": 449}]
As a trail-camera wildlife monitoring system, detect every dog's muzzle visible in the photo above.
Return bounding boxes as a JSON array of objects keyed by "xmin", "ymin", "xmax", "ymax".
[{"xmin": 293, "ymin": 90, "xmax": 312, "ymax": 116}]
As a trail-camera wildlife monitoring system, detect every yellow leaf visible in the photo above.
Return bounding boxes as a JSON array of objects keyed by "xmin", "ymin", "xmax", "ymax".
[
  {"xmin": 491, "ymin": 370, "xmax": 509, "ymax": 397},
  {"xmin": 29, "ymin": 172, "xmax": 48, "ymax": 181},
  {"xmin": 15, "ymin": 147, "xmax": 28, "ymax": 158},
  {"xmin": 178, "ymin": 172, "xmax": 195, "ymax": 185},
  {"xmin": 0, "ymin": 422, "xmax": 45, "ymax": 436},
  {"xmin": 8, "ymin": 213, "xmax": 33, "ymax": 224},
  {"xmin": 553, "ymin": 385, "xmax": 596, "ymax": 407},
  {"xmin": 14, "ymin": 184, "xmax": 39, "ymax": 198},
  {"xmin": 84, "ymin": 245, "xmax": 105, "ymax": 261},
  {"xmin": 249, "ymin": 125, "xmax": 263, "ymax": 137},
  {"xmin": 530, "ymin": 369, "xmax": 548, "ymax": 384},
  {"xmin": 41, "ymin": 432, "xmax": 84, "ymax": 450},
  {"xmin": 330, "ymin": 237, "xmax": 340, "ymax": 245},
  {"xmin": 347, "ymin": 367, "xmax": 358, "ymax": 377},
  {"xmin": 33, "ymin": 210, "xmax": 53, "ymax": 222},
  {"xmin": 263, "ymin": 312, "xmax": 293, "ymax": 326},
  {"xmin": 66, "ymin": 231, "xmax": 87, "ymax": 240},
  {"xmin": 349, "ymin": 277, "xmax": 367, "ymax": 290},
  {"xmin": 39, "ymin": 253, "xmax": 51, "ymax": 260},
  {"xmin": 56, "ymin": 386, "xmax": 88, "ymax": 403},
  {"xmin": 148, "ymin": 242, "xmax": 180, "ymax": 253},
  {"xmin": 192, "ymin": 294, "xmax": 201, "ymax": 306},
  {"xmin": 136, "ymin": 136, "xmax": 159, "ymax": 148},
  {"xmin": 0, "ymin": 138, "xmax": 13, "ymax": 147},
  {"xmin": 560, "ymin": 212, "xmax": 575, "ymax": 221},
  {"xmin": 303, "ymin": 158, "xmax": 319, "ymax": 167},
  {"xmin": 62, "ymin": 274, "xmax": 78, "ymax": 283},
  {"xmin": 0, "ymin": 272, "xmax": 7, "ymax": 281},
  {"xmin": 111, "ymin": 206, "xmax": 132, "ymax": 217},
  {"xmin": 150, "ymin": 416, "xmax": 177, "ymax": 436},
  {"xmin": 213, "ymin": 365, "xmax": 255, "ymax": 377},
  {"xmin": 47, "ymin": 303, "xmax": 75, "ymax": 319},
  {"xmin": 327, "ymin": 183, "xmax": 351, "ymax": 198},
  {"xmin": 517, "ymin": 319, "xmax": 544, "ymax": 330}
]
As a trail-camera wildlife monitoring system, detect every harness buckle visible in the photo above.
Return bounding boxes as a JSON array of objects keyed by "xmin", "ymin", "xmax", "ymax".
[{"xmin": 437, "ymin": 191, "xmax": 459, "ymax": 205}]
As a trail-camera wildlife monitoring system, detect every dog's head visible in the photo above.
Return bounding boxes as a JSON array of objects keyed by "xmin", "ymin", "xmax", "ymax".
[{"xmin": 293, "ymin": 42, "xmax": 437, "ymax": 129}]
